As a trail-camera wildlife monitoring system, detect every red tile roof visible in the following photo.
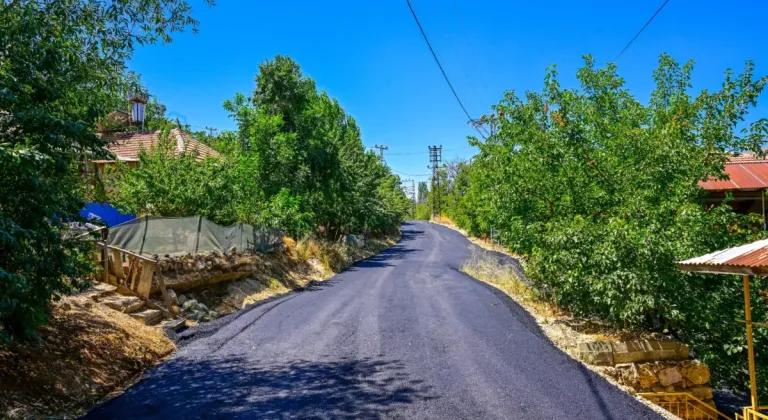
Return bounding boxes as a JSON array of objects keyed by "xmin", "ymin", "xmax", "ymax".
[
  {"xmin": 99, "ymin": 128, "xmax": 220, "ymax": 163},
  {"xmin": 699, "ymin": 154, "xmax": 768, "ymax": 191}
]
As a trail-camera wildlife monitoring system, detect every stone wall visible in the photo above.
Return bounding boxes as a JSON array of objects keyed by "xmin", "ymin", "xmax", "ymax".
[
  {"xmin": 578, "ymin": 340, "xmax": 714, "ymax": 407},
  {"xmin": 151, "ymin": 251, "xmax": 271, "ymax": 293}
]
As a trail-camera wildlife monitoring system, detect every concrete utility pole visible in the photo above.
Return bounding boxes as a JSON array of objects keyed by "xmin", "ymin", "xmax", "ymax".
[
  {"xmin": 428, "ymin": 145, "xmax": 442, "ymax": 219},
  {"xmin": 373, "ymin": 144, "xmax": 389, "ymax": 164}
]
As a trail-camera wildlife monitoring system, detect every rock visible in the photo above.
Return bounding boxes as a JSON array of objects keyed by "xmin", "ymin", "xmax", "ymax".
[
  {"xmin": 616, "ymin": 363, "xmax": 639, "ymax": 387},
  {"xmin": 177, "ymin": 293, "xmax": 188, "ymax": 305},
  {"xmin": 167, "ymin": 289, "xmax": 179, "ymax": 306},
  {"xmin": 681, "ymin": 360, "xmax": 710, "ymax": 385},
  {"xmin": 688, "ymin": 386, "xmax": 714, "ymax": 401},
  {"xmin": 612, "ymin": 340, "xmax": 689, "ymax": 364},
  {"xmin": 181, "ymin": 299, "xmax": 198, "ymax": 311},
  {"xmin": 658, "ymin": 367, "xmax": 682, "ymax": 386},
  {"xmin": 81, "ymin": 282, "xmax": 117, "ymax": 300},
  {"xmin": 162, "ymin": 318, "xmax": 187, "ymax": 331},
  {"xmin": 100, "ymin": 295, "xmax": 145, "ymax": 314},
  {"xmin": 577, "ymin": 341, "xmax": 614, "ymax": 366},
  {"xmin": 130, "ymin": 309, "xmax": 163, "ymax": 326},
  {"xmin": 637, "ymin": 364, "xmax": 659, "ymax": 389}
]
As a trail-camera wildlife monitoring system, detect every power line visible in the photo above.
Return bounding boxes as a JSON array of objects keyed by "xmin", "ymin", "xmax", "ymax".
[
  {"xmin": 386, "ymin": 145, "xmax": 476, "ymax": 156},
  {"xmin": 614, "ymin": 0, "xmax": 671, "ymax": 62},
  {"xmin": 392, "ymin": 170, "xmax": 431, "ymax": 177},
  {"xmin": 406, "ymin": 0, "xmax": 487, "ymax": 140}
]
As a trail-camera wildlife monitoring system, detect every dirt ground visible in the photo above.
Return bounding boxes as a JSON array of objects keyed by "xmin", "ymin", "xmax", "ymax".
[{"xmin": 0, "ymin": 295, "xmax": 175, "ymax": 419}]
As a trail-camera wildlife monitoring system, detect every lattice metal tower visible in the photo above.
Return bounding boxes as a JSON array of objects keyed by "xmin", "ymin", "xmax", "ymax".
[{"xmin": 428, "ymin": 145, "xmax": 442, "ymax": 219}]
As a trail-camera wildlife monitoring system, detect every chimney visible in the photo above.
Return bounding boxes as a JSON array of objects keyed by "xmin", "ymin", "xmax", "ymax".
[{"xmin": 128, "ymin": 92, "xmax": 148, "ymax": 130}]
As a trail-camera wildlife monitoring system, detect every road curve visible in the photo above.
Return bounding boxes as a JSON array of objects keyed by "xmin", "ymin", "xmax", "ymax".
[{"xmin": 85, "ymin": 221, "xmax": 662, "ymax": 419}]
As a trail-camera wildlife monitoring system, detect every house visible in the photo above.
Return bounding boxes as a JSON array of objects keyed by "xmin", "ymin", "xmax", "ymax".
[
  {"xmin": 89, "ymin": 126, "xmax": 220, "ymax": 177},
  {"xmin": 699, "ymin": 153, "xmax": 768, "ymax": 225},
  {"xmin": 81, "ymin": 94, "xmax": 220, "ymax": 225}
]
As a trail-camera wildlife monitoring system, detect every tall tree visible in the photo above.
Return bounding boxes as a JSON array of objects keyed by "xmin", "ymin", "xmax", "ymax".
[
  {"xmin": 0, "ymin": 0, "xmax": 210, "ymax": 341},
  {"xmin": 418, "ymin": 181, "xmax": 429, "ymax": 204}
]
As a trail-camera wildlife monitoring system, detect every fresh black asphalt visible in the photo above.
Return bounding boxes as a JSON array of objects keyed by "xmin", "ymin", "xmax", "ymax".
[{"xmin": 84, "ymin": 221, "xmax": 663, "ymax": 419}]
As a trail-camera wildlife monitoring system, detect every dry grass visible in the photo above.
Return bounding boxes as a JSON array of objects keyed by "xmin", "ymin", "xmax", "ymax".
[
  {"xmin": 0, "ymin": 295, "xmax": 175, "ymax": 419},
  {"xmin": 197, "ymin": 234, "xmax": 400, "ymax": 316}
]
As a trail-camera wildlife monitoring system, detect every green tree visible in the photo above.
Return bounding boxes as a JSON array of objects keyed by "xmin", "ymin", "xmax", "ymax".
[
  {"xmin": 224, "ymin": 55, "xmax": 410, "ymax": 238},
  {"xmin": 0, "ymin": 0, "xmax": 209, "ymax": 341},
  {"xmin": 418, "ymin": 181, "xmax": 429, "ymax": 204},
  {"xmin": 453, "ymin": 55, "xmax": 768, "ymax": 395}
]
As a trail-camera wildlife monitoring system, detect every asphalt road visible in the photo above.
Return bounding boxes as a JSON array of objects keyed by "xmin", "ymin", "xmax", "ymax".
[{"xmin": 85, "ymin": 221, "xmax": 662, "ymax": 419}]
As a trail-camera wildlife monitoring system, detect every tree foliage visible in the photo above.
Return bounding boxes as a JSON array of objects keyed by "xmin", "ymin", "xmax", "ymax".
[
  {"xmin": 0, "ymin": 0, "xmax": 208, "ymax": 341},
  {"xmin": 442, "ymin": 55, "xmax": 768, "ymax": 396},
  {"xmin": 111, "ymin": 56, "xmax": 411, "ymax": 239}
]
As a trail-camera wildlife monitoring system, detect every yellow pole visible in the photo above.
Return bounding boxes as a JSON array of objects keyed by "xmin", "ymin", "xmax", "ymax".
[{"xmin": 744, "ymin": 274, "xmax": 759, "ymax": 410}]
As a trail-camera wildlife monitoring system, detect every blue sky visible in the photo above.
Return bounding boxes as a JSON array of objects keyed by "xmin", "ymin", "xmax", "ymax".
[{"xmin": 129, "ymin": 0, "xmax": 768, "ymax": 182}]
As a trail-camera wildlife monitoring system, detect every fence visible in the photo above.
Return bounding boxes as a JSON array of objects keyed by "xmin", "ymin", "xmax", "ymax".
[
  {"xmin": 640, "ymin": 393, "xmax": 733, "ymax": 420},
  {"xmin": 107, "ymin": 216, "xmax": 284, "ymax": 256}
]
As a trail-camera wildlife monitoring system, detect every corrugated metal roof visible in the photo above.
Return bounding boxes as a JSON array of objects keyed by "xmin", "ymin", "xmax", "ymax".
[
  {"xmin": 699, "ymin": 161, "xmax": 768, "ymax": 191},
  {"xmin": 678, "ymin": 238, "xmax": 768, "ymax": 275}
]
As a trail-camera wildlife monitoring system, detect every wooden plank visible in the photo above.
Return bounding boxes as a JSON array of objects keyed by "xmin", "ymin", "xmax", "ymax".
[
  {"xmin": 155, "ymin": 265, "xmax": 173, "ymax": 313},
  {"xmin": 110, "ymin": 249, "xmax": 125, "ymax": 280},
  {"xmin": 114, "ymin": 284, "xmax": 174, "ymax": 319},
  {"xmin": 135, "ymin": 260, "xmax": 155, "ymax": 298},
  {"xmin": 125, "ymin": 256, "xmax": 137, "ymax": 290},
  {"xmin": 96, "ymin": 241, "xmax": 155, "ymax": 262}
]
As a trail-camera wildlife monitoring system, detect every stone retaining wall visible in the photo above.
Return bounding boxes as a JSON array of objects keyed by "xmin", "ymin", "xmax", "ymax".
[
  {"xmin": 151, "ymin": 251, "xmax": 270, "ymax": 293},
  {"xmin": 578, "ymin": 339, "xmax": 714, "ymax": 407}
]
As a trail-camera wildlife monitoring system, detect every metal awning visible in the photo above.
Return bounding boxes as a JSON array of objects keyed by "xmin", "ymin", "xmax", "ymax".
[
  {"xmin": 678, "ymin": 238, "xmax": 768, "ymax": 276},
  {"xmin": 678, "ymin": 240, "xmax": 767, "ymax": 411}
]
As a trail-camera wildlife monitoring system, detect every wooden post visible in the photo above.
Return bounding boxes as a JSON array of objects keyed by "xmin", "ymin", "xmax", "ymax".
[
  {"xmin": 135, "ymin": 260, "xmax": 154, "ymax": 298},
  {"xmin": 110, "ymin": 249, "xmax": 124, "ymax": 281},
  {"xmin": 101, "ymin": 228, "xmax": 109, "ymax": 283},
  {"xmin": 155, "ymin": 265, "xmax": 173, "ymax": 312},
  {"xmin": 744, "ymin": 274, "xmax": 759, "ymax": 410},
  {"xmin": 125, "ymin": 256, "xmax": 137, "ymax": 289}
]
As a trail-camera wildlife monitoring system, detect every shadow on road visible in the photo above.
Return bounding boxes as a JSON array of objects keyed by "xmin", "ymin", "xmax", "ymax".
[{"xmin": 84, "ymin": 356, "xmax": 437, "ymax": 419}]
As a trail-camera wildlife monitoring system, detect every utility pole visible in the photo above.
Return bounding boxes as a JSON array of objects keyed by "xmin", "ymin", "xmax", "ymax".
[
  {"xmin": 400, "ymin": 179, "xmax": 416, "ymax": 219},
  {"xmin": 373, "ymin": 144, "xmax": 389, "ymax": 164},
  {"xmin": 428, "ymin": 145, "xmax": 442, "ymax": 219},
  {"xmin": 205, "ymin": 126, "xmax": 218, "ymax": 137}
]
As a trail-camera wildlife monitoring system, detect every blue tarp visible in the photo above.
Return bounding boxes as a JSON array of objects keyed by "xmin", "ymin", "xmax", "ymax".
[{"xmin": 80, "ymin": 203, "xmax": 135, "ymax": 227}]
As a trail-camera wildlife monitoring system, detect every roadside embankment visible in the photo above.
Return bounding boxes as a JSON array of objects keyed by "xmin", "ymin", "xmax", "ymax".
[
  {"xmin": 435, "ymin": 219, "xmax": 707, "ymax": 419},
  {"xmin": 0, "ymin": 290, "xmax": 175, "ymax": 419},
  {"xmin": 0, "ymin": 233, "xmax": 398, "ymax": 418}
]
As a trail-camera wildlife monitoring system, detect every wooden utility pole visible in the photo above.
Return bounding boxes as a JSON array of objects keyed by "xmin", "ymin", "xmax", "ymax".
[{"xmin": 428, "ymin": 145, "xmax": 442, "ymax": 219}]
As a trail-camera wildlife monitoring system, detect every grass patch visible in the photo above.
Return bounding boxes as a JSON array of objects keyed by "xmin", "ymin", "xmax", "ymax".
[{"xmin": 461, "ymin": 249, "xmax": 536, "ymax": 302}]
